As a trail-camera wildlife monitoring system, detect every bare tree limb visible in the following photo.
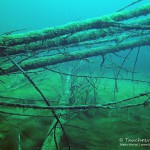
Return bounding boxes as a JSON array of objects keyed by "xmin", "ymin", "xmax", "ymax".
[
  {"xmin": 1, "ymin": 37, "xmax": 150, "ymax": 75},
  {"xmin": 0, "ymin": 4, "xmax": 150, "ymax": 47},
  {"xmin": 0, "ymin": 92, "xmax": 149, "ymax": 110}
]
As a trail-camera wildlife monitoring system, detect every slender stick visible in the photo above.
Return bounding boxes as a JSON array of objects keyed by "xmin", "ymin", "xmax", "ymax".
[
  {"xmin": 2, "ymin": 36, "xmax": 150, "ymax": 76},
  {"xmin": 132, "ymin": 47, "xmax": 140, "ymax": 80},
  {"xmin": 44, "ymin": 67, "xmax": 150, "ymax": 84},
  {"xmin": 114, "ymin": 49, "xmax": 133, "ymax": 98},
  {"xmin": 18, "ymin": 131, "xmax": 21, "ymax": 150},
  {"xmin": 4, "ymin": 53, "xmax": 71, "ymax": 150},
  {"xmin": 0, "ymin": 92, "xmax": 149, "ymax": 110},
  {"xmin": 54, "ymin": 122, "xmax": 59, "ymax": 150},
  {"xmin": 117, "ymin": 0, "xmax": 142, "ymax": 12}
]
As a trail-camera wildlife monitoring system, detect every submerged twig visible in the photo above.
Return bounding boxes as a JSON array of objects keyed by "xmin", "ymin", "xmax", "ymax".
[
  {"xmin": 44, "ymin": 67, "xmax": 150, "ymax": 84},
  {"xmin": 4, "ymin": 53, "xmax": 71, "ymax": 150},
  {"xmin": 54, "ymin": 121, "xmax": 59, "ymax": 150},
  {"xmin": 117, "ymin": 0, "xmax": 142, "ymax": 12},
  {"xmin": 114, "ymin": 49, "xmax": 133, "ymax": 98},
  {"xmin": 0, "ymin": 92, "xmax": 149, "ymax": 110},
  {"xmin": 132, "ymin": 47, "xmax": 140, "ymax": 80}
]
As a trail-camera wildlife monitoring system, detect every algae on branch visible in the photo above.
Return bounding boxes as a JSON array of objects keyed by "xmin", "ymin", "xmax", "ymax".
[
  {"xmin": 1, "ymin": 36, "xmax": 149, "ymax": 76},
  {"xmin": 0, "ymin": 4, "xmax": 150, "ymax": 47}
]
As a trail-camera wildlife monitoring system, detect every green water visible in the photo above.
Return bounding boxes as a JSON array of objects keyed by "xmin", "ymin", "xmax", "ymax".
[
  {"xmin": 0, "ymin": 70, "xmax": 149, "ymax": 150},
  {"xmin": 0, "ymin": 1, "xmax": 150, "ymax": 149}
]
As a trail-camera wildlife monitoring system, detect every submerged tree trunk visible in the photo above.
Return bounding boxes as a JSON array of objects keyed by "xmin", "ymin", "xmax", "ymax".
[
  {"xmin": 41, "ymin": 75, "xmax": 71, "ymax": 150},
  {"xmin": 1, "ymin": 17, "xmax": 150, "ymax": 57},
  {"xmin": 0, "ymin": 4, "xmax": 150, "ymax": 47},
  {"xmin": 1, "ymin": 37, "xmax": 150, "ymax": 75}
]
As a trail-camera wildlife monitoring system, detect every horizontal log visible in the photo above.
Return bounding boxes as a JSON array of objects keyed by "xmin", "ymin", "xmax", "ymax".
[
  {"xmin": 0, "ymin": 4, "xmax": 150, "ymax": 47},
  {"xmin": 0, "ymin": 91, "xmax": 149, "ymax": 110},
  {"xmin": 2, "ymin": 17, "xmax": 150, "ymax": 57},
  {"xmin": 1, "ymin": 29, "xmax": 112, "ymax": 56},
  {"xmin": 1, "ymin": 36, "xmax": 150, "ymax": 75}
]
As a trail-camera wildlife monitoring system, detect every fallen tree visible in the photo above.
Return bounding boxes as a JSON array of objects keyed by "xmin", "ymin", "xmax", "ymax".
[
  {"xmin": 1, "ymin": 17, "xmax": 150, "ymax": 56},
  {"xmin": 0, "ymin": 4, "xmax": 150, "ymax": 47},
  {"xmin": 0, "ymin": 91, "xmax": 149, "ymax": 110},
  {"xmin": 41, "ymin": 75, "xmax": 71, "ymax": 150},
  {"xmin": 1, "ymin": 36, "xmax": 150, "ymax": 75},
  {"xmin": 0, "ymin": 3, "xmax": 150, "ymax": 150}
]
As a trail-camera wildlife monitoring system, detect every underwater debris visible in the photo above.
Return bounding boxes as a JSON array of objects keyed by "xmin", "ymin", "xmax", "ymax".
[{"xmin": 0, "ymin": 3, "xmax": 150, "ymax": 150}]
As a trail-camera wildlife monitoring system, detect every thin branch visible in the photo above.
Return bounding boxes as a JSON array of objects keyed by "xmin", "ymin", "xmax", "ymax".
[
  {"xmin": 40, "ymin": 121, "xmax": 58, "ymax": 149},
  {"xmin": 132, "ymin": 47, "xmax": 140, "ymax": 80},
  {"xmin": 0, "ymin": 91, "xmax": 149, "ymax": 110},
  {"xmin": 54, "ymin": 122, "xmax": 59, "ymax": 150},
  {"xmin": 0, "ymin": 96, "xmax": 57, "ymax": 103},
  {"xmin": 0, "ymin": 110, "xmax": 84, "ymax": 118},
  {"xmin": 117, "ymin": 0, "xmax": 142, "ymax": 12},
  {"xmin": 0, "ymin": 28, "xmax": 28, "ymax": 36},
  {"xmin": 100, "ymin": 54, "xmax": 105, "ymax": 67},
  {"xmin": 114, "ymin": 49, "xmax": 133, "ymax": 98},
  {"xmin": 103, "ymin": 91, "xmax": 150, "ymax": 106},
  {"xmin": 4, "ymin": 53, "xmax": 71, "ymax": 150},
  {"xmin": 44, "ymin": 67, "xmax": 150, "ymax": 84}
]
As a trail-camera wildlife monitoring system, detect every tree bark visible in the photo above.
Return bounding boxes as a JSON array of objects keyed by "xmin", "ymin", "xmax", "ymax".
[
  {"xmin": 2, "ymin": 17, "xmax": 150, "ymax": 56},
  {"xmin": 41, "ymin": 75, "xmax": 71, "ymax": 150},
  {"xmin": 1, "ymin": 37, "xmax": 150, "ymax": 75},
  {"xmin": 0, "ymin": 4, "xmax": 150, "ymax": 47}
]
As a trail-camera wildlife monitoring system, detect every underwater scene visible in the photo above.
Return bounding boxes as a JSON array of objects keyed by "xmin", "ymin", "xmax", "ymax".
[{"xmin": 0, "ymin": 0, "xmax": 150, "ymax": 150}]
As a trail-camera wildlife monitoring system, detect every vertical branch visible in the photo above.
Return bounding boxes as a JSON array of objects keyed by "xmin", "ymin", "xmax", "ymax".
[
  {"xmin": 53, "ymin": 122, "xmax": 59, "ymax": 150},
  {"xmin": 132, "ymin": 46, "xmax": 140, "ymax": 94},
  {"xmin": 85, "ymin": 77, "xmax": 100, "ymax": 104},
  {"xmin": 132, "ymin": 47, "xmax": 140, "ymax": 80},
  {"xmin": 114, "ymin": 49, "xmax": 133, "ymax": 98},
  {"xmin": 18, "ymin": 131, "xmax": 21, "ymax": 150},
  {"xmin": 108, "ymin": 54, "xmax": 117, "ymax": 99},
  {"xmin": 100, "ymin": 54, "xmax": 105, "ymax": 67}
]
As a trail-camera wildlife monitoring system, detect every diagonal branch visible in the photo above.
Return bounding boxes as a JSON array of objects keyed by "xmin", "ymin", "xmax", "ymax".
[
  {"xmin": 1, "ymin": 36, "xmax": 150, "ymax": 75},
  {"xmin": 4, "ymin": 53, "xmax": 71, "ymax": 150}
]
